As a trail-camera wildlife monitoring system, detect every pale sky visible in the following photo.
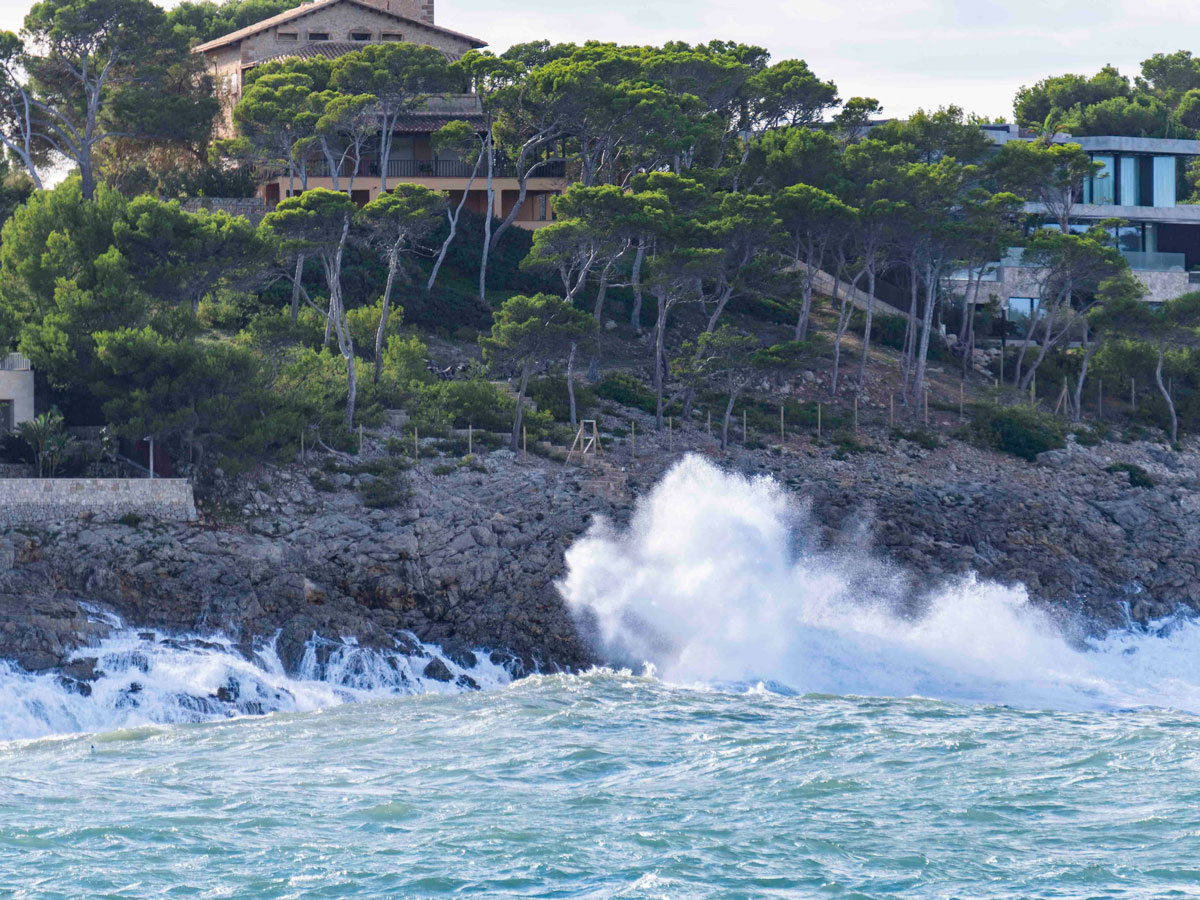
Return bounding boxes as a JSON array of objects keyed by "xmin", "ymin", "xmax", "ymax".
[{"xmin": 2, "ymin": 0, "xmax": 1199, "ymax": 120}]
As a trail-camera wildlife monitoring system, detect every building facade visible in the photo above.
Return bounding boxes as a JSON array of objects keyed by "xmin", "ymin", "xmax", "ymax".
[
  {"xmin": 946, "ymin": 127, "xmax": 1200, "ymax": 325},
  {"xmin": 194, "ymin": 0, "xmax": 566, "ymax": 229},
  {"xmin": 0, "ymin": 354, "xmax": 34, "ymax": 433}
]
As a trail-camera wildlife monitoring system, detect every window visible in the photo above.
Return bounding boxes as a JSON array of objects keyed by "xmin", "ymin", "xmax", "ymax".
[
  {"xmin": 381, "ymin": 32, "xmax": 403, "ymax": 41},
  {"xmin": 536, "ymin": 193, "xmax": 548, "ymax": 221},
  {"xmin": 1006, "ymin": 297, "xmax": 1040, "ymax": 338},
  {"xmin": 277, "ymin": 31, "xmax": 298, "ymax": 41},
  {"xmin": 1153, "ymin": 156, "xmax": 1176, "ymax": 207},
  {"xmin": 1119, "ymin": 155, "xmax": 1139, "ymax": 206},
  {"xmin": 308, "ymin": 31, "xmax": 330, "ymax": 41},
  {"xmin": 1088, "ymin": 154, "xmax": 1114, "ymax": 205},
  {"xmin": 350, "ymin": 31, "xmax": 371, "ymax": 40}
]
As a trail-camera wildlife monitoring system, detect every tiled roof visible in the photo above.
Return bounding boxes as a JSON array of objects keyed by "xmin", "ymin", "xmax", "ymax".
[
  {"xmin": 255, "ymin": 40, "xmax": 368, "ymax": 63},
  {"xmin": 191, "ymin": 0, "xmax": 485, "ymax": 53},
  {"xmin": 393, "ymin": 114, "xmax": 484, "ymax": 132}
]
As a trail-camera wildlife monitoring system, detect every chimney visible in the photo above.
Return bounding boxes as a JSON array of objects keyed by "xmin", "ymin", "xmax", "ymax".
[{"xmin": 359, "ymin": 0, "xmax": 434, "ymax": 23}]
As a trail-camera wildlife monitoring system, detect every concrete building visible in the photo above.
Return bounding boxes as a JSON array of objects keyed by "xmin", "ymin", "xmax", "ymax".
[
  {"xmin": 194, "ymin": 0, "xmax": 566, "ymax": 229},
  {"xmin": 0, "ymin": 353, "xmax": 34, "ymax": 433},
  {"xmin": 946, "ymin": 128, "xmax": 1200, "ymax": 330}
]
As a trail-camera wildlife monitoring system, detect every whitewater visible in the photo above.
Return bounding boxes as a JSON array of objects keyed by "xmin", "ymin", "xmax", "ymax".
[{"xmin": 3, "ymin": 455, "xmax": 1200, "ymax": 897}]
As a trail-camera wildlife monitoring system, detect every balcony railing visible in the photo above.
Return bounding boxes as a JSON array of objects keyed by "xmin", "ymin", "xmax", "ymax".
[
  {"xmin": 1, "ymin": 353, "xmax": 31, "ymax": 371},
  {"xmin": 305, "ymin": 157, "xmax": 566, "ymax": 180}
]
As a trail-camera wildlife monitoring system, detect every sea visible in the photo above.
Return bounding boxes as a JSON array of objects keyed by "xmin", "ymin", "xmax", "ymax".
[{"xmin": 2, "ymin": 456, "xmax": 1199, "ymax": 898}]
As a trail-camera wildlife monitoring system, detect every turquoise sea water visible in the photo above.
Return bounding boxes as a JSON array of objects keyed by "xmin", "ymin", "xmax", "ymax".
[
  {"xmin": 3, "ymin": 672, "xmax": 1200, "ymax": 899},
  {"xmin": 5, "ymin": 457, "xmax": 1200, "ymax": 897}
]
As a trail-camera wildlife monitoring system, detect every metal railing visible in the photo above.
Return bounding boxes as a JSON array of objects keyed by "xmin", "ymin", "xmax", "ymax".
[
  {"xmin": 306, "ymin": 157, "xmax": 566, "ymax": 180},
  {"xmin": 1, "ymin": 353, "xmax": 31, "ymax": 371}
]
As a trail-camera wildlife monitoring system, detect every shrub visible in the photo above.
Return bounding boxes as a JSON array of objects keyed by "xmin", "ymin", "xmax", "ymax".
[
  {"xmin": 528, "ymin": 375, "xmax": 596, "ymax": 422},
  {"xmin": 965, "ymin": 405, "xmax": 1066, "ymax": 460},
  {"xmin": 890, "ymin": 427, "xmax": 940, "ymax": 450},
  {"xmin": 1105, "ymin": 462, "xmax": 1156, "ymax": 488},
  {"xmin": 596, "ymin": 372, "xmax": 657, "ymax": 414},
  {"xmin": 360, "ymin": 473, "xmax": 411, "ymax": 508}
]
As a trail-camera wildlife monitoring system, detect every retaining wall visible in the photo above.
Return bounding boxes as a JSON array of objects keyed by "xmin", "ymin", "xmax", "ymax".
[{"xmin": 0, "ymin": 479, "xmax": 197, "ymax": 526}]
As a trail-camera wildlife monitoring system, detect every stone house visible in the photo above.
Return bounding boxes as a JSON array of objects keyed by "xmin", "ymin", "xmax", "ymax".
[{"xmin": 195, "ymin": 0, "xmax": 566, "ymax": 229}]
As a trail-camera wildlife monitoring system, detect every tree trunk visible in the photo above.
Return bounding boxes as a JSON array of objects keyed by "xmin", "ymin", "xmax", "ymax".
[
  {"xmin": 1155, "ymin": 344, "xmax": 1177, "ymax": 443},
  {"xmin": 900, "ymin": 265, "xmax": 920, "ymax": 401},
  {"xmin": 479, "ymin": 126, "xmax": 495, "ymax": 303},
  {"xmin": 373, "ymin": 247, "xmax": 399, "ymax": 384},
  {"xmin": 857, "ymin": 266, "xmax": 876, "ymax": 392},
  {"xmin": 428, "ymin": 157, "xmax": 481, "ymax": 291},
  {"xmin": 629, "ymin": 239, "xmax": 646, "ymax": 331},
  {"xmin": 654, "ymin": 288, "xmax": 670, "ymax": 429},
  {"xmin": 566, "ymin": 341, "xmax": 578, "ymax": 427},
  {"xmin": 1075, "ymin": 331, "xmax": 1099, "ymax": 427},
  {"xmin": 593, "ymin": 258, "xmax": 616, "ymax": 322},
  {"xmin": 510, "ymin": 363, "xmax": 530, "ymax": 452},
  {"xmin": 830, "ymin": 270, "xmax": 861, "ymax": 398},
  {"xmin": 290, "ymin": 254, "xmax": 305, "ymax": 322},
  {"xmin": 794, "ymin": 268, "xmax": 816, "ymax": 340},
  {"xmin": 721, "ymin": 387, "xmax": 737, "ymax": 450},
  {"xmin": 912, "ymin": 262, "xmax": 937, "ymax": 402},
  {"xmin": 1014, "ymin": 298, "xmax": 1049, "ymax": 387}
]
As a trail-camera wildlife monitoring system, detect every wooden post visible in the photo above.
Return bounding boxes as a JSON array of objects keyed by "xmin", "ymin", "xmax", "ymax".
[
  {"xmin": 817, "ymin": 402, "xmax": 822, "ymax": 438},
  {"xmin": 414, "ymin": 427, "xmax": 419, "ymax": 460},
  {"xmin": 742, "ymin": 409, "xmax": 747, "ymax": 444},
  {"xmin": 924, "ymin": 389, "xmax": 929, "ymax": 426},
  {"xmin": 148, "ymin": 437, "xmax": 154, "ymax": 479},
  {"xmin": 358, "ymin": 424, "xmax": 363, "ymax": 455},
  {"xmin": 959, "ymin": 382, "xmax": 964, "ymax": 421},
  {"xmin": 853, "ymin": 394, "xmax": 858, "ymax": 435},
  {"xmin": 631, "ymin": 420, "xmax": 636, "ymax": 459},
  {"xmin": 468, "ymin": 424, "xmax": 473, "ymax": 457},
  {"xmin": 779, "ymin": 404, "xmax": 785, "ymax": 444},
  {"xmin": 522, "ymin": 425, "xmax": 527, "ymax": 462},
  {"xmin": 1098, "ymin": 378, "xmax": 1102, "ymax": 421},
  {"xmin": 889, "ymin": 394, "xmax": 894, "ymax": 428},
  {"xmin": 1029, "ymin": 378, "xmax": 1035, "ymax": 408}
]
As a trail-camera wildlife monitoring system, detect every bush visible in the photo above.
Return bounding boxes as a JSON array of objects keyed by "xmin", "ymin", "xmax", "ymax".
[
  {"xmin": 890, "ymin": 427, "xmax": 940, "ymax": 450},
  {"xmin": 528, "ymin": 375, "xmax": 596, "ymax": 422},
  {"xmin": 964, "ymin": 405, "xmax": 1066, "ymax": 460},
  {"xmin": 1105, "ymin": 462, "xmax": 1156, "ymax": 488},
  {"xmin": 596, "ymin": 372, "xmax": 657, "ymax": 415},
  {"xmin": 360, "ymin": 473, "xmax": 411, "ymax": 508}
]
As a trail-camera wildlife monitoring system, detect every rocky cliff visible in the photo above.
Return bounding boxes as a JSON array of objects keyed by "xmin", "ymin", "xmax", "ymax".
[{"xmin": 2, "ymin": 422, "xmax": 1198, "ymax": 684}]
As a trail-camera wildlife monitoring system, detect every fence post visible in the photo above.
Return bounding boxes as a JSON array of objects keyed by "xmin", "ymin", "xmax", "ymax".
[
  {"xmin": 358, "ymin": 424, "xmax": 363, "ymax": 455},
  {"xmin": 1131, "ymin": 377, "xmax": 1136, "ymax": 411},
  {"xmin": 631, "ymin": 420, "xmax": 636, "ymax": 459},
  {"xmin": 853, "ymin": 394, "xmax": 858, "ymax": 435},
  {"xmin": 817, "ymin": 402, "xmax": 822, "ymax": 438},
  {"xmin": 959, "ymin": 382, "xmax": 964, "ymax": 421},
  {"xmin": 924, "ymin": 389, "xmax": 929, "ymax": 426},
  {"xmin": 468, "ymin": 424, "xmax": 473, "ymax": 457},
  {"xmin": 742, "ymin": 409, "xmax": 747, "ymax": 444},
  {"xmin": 780, "ymin": 404, "xmax": 785, "ymax": 445},
  {"xmin": 523, "ymin": 426, "xmax": 527, "ymax": 463}
]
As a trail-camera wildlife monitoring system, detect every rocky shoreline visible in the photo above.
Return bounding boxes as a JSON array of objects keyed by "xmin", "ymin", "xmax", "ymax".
[{"xmin": 2, "ymin": 415, "xmax": 1198, "ymax": 689}]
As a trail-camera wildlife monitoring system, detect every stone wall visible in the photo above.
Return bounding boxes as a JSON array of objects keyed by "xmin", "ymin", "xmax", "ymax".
[
  {"xmin": 0, "ymin": 479, "xmax": 197, "ymax": 526},
  {"xmin": 181, "ymin": 197, "xmax": 267, "ymax": 223}
]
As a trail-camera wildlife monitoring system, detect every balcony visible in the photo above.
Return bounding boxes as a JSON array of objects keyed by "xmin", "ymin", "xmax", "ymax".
[{"xmin": 305, "ymin": 157, "xmax": 566, "ymax": 180}]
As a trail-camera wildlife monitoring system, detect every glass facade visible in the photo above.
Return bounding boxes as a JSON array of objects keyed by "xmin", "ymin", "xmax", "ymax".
[{"xmin": 1083, "ymin": 153, "xmax": 1179, "ymax": 208}]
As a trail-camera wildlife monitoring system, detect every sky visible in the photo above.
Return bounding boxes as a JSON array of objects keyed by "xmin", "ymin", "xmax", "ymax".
[{"xmin": 2, "ymin": 0, "xmax": 1200, "ymax": 120}]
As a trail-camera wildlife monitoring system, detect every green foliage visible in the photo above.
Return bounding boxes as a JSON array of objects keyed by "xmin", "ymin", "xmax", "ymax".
[
  {"xmin": 1105, "ymin": 462, "xmax": 1156, "ymax": 488},
  {"xmin": 596, "ymin": 372, "xmax": 658, "ymax": 415},
  {"xmin": 528, "ymin": 375, "xmax": 596, "ymax": 422},
  {"xmin": 18, "ymin": 407, "xmax": 74, "ymax": 477},
  {"xmin": 890, "ymin": 428, "xmax": 940, "ymax": 450},
  {"xmin": 965, "ymin": 405, "xmax": 1066, "ymax": 461}
]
